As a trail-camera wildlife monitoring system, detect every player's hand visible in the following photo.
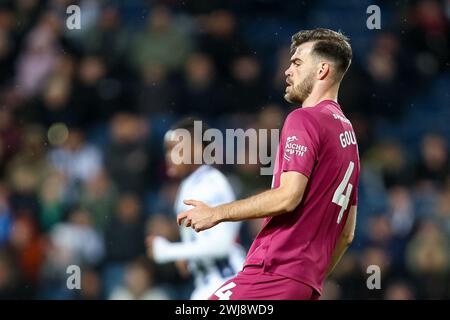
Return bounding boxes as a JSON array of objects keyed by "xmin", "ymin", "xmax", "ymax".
[{"xmin": 177, "ymin": 199, "xmax": 220, "ymax": 232}]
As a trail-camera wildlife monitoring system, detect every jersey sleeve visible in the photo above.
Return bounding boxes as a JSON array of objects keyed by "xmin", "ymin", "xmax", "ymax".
[{"xmin": 280, "ymin": 111, "xmax": 320, "ymax": 178}]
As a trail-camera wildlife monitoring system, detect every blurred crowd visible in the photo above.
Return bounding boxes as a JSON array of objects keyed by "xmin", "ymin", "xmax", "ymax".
[{"xmin": 0, "ymin": 0, "xmax": 449, "ymax": 299}]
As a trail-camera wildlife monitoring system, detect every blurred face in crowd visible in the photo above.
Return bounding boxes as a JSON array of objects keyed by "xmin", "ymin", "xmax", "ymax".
[
  {"xmin": 164, "ymin": 130, "xmax": 200, "ymax": 179},
  {"xmin": 44, "ymin": 78, "xmax": 70, "ymax": 110},
  {"xmin": 384, "ymin": 282, "xmax": 415, "ymax": 300},
  {"xmin": 231, "ymin": 56, "xmax": 260, "ymax": 83},
  {"xmin": 111, "ymin": 113, "xmax": 147, "ymax": 144},
  {"xmin": 208, "ymin": 10, "xmax": 236, "ymax": 38},
  {"xmin": 79, "ymin": 57, "xmax": 105, "ymax": 85},
  {"xmin": 421, "ymin": 134, "xmax": 448, "ymax": 170},
  {"xmin": 117, "ymin": 194, "xmax": 141, "ymax": 223},
  {"xmin": 125, "ymin": 262, "xmax": 151, "ymax": 298},
  {"xmin": 149, "ymin": 6, "xmax": 171, "ymax": 33},
  {"xmin": 69, "ymin": 209, "xmax": 92, "ymax": 227},
  {"xmin": 100, "ymin": 8, "xmax": 119, "ymax": 30},
  {"xmin": 186, "ymin": 53, "xmax": 214, "ymax": 86},
  {"xmin": 284, "ymin": 41, "xmax": 318, "ymax": 104},
  {"xmin": 362, "ymin": 247, "xmax": 391, "ymax": 274},
  {"xmin": 80, "ymin": 269, "xmax": 101, "ymax": 299},
  {"xmin": 64, "ymin": 128, "xmax": 84, "ymax": 151},
  {"xmin": 9, "ymin": 216, "xmax": 35, "ymax": 249}
]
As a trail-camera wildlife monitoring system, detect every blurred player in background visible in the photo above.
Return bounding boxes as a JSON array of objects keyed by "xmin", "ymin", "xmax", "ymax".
[
  {"xmin": 178, "ymin": 28, "xmax": 360, "ymax": 300},
  {"xmin": 146, "ymin": 118, "xmax": 245, "ymax": 300}
]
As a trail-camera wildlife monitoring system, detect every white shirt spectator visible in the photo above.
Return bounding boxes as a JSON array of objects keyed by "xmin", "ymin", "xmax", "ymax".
[
  {"xmin": 109, "ymin": 287, "xmax": 169, "ymax": 300},
  {"xmin": 50, "ymin": 222, "xmax": 105, "ymax": 266},
  {"xmin": 49, "ymin": 144, "xmax": 102, "ymax": 183}
]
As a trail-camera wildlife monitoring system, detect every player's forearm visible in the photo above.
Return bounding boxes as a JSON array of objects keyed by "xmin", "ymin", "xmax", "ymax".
[
  {"xmin": 153, "ymin": 238, "xmax": 231, "ymax": 264},
  {"xmin": 327, "ymin": 205, "xmax": 357, "ymax": 277},
  {"xmin": 215, "ymin": 187, "xmax": 296, "ymax": 223},
  {"xmin": 325, "ymin": 235, "xmax": 352, "ymax": 277}
]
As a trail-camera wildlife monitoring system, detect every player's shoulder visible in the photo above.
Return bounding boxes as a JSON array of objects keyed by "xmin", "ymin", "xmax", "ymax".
[
  {"xmin": 285, "ymin": 107, "xmax": 305, "ymax": 123},
  {"xmin": 286, "ymin": 106, "xmax": 309, "ymax": 118},
  {"xmin": 284, "ymin": 107, "xmax": 320, "ymax": 130},
  {"xmin": 201, "ymin": 165, "xmax": 228, "ymax": 183},
  {"xmin": 186, "ymin": 165, "xmax": 235, "ymax": 204},
  {"xmin": 188, "ymin": 165, "xmax": 231, "ymax": 189},
  {"xmin": 206, "ymin": 167, "xmax": 235, "ymax": 194},
  {"xmin": 288, "ymin": 101, "xmax": 350, "ymax": 124}
]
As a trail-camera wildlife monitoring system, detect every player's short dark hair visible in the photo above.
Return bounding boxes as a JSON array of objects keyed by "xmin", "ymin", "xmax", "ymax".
[
  {"xmin": 171, "ymin": 116, "xmax": 210, "ymax": 133},
  {"xmin": 291, "ymin": 28, "xmax": 352, "ymax": 79},
  {"xmin": 170, "ymin": 116, "xmax": 210, "ymax": 148}
]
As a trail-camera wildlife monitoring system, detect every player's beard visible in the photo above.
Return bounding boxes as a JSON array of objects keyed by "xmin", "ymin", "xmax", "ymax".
[{"xmin": 284, "ymin": 73, "xmax": 315, "ymax": 105}]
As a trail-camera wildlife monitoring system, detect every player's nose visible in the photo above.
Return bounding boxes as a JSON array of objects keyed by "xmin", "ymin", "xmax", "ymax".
[{"xmin": 285, "ymin": 66, "xmax": 292, "ymax": 77}]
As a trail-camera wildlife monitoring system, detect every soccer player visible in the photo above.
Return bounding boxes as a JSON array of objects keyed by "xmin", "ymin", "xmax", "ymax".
[
  {"xmin": 146, "ymin": 118, "xmax": 245, "ymax": 300},
  {"xmin": 177, "ymin": 29, "xmax": 360, "ymax": 300}
]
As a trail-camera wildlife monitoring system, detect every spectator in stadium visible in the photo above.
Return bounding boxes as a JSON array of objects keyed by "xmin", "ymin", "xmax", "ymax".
[
  {"xmin": 102, "ymin": 193, "xmax": 146, "ymax": 296},
  {"xmin": 178, "ymin": 52, "xmax": 224, "ymax": 117},
  {"xmin": 414, "ymin": 133, "xmax": 449, "ymax": 188},
  {"xmin": 136, "ymin": 64, "xmax": 176, "ymax": 116},
  {"xmin": 38, "ymin": 170, "xmax": 66, "ymax": 232},
  {"xmin": 197, "ymin": 10, "xmax": 247, "ymax": 80},
  {"xmin": 383, "ymin": 280, "xmax": 416, "ymax": 300},
  {"xmin": 145, "ymin": 214, "xmax": 193, "ymax": 299},
  {"xmin": 38, "ymin": 206, "xmax": 103, "ymax": 298},
  {"xmin": 71, "ymin": 55, "xmax": 111, "ymax": 126},
  {"xmin": 405, "ymin": 219, "xmax": 450, "ymax": 298},
  {"xmin": 129, "ymin": 6, "xmax": 192, "ymax": 73},
  {"xmin": 81, "ymin": 5, "xmax": 128, "ymax": 74},
  {"xmin": 49, "ymin": 125, "xmax": 103, "ymax": 186},
  {"xmin": 103, "ymin": 113, "xmax": 152, "ymax": 193},
  {"xmin": 75, "ymin": 268, "xmax": 103, "ymax": 300},
  {"xmin": 7, "ymin": 214, "xmax": 45, "ymax": 291},
  {"xmin": 104, "ymin": 193, "xmax": 146, "ymax": 263},
  {"xmin": 79, "ymin": 169, "xmax": 118, "ymax": 233},
  {"xmin": 15, "ymin": 11, "xmax": 61, "ymax": 99},
  {"xmin": 109, "ymin": 258, "xmax": 169, "ymax": 300},
  {"xmin": 0, "ymin": 250, "xmax": 20, "ymax": 299},
  {"xmin": 226, "ymin": 55, "xmax": 268, "ymax": 114}
]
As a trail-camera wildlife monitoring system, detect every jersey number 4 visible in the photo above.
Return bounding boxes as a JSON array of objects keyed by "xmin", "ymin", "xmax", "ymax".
[
  {"xmin": 214, "ymin": 282, "xmax": 236, "ymax": 300},
  {"xmin": 332, "ymin": 161, "xmax": 354, "ymax": 224}
]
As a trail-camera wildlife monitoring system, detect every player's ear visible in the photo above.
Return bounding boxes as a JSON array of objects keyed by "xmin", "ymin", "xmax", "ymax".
[{"xmin": 317, "ymin": 62, "xmax": 329, "ymax": 80}]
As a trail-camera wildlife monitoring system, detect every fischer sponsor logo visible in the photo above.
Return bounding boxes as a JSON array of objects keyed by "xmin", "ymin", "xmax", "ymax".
[{"xmin": 284, "ymin": 135, "xmax": 307, "ymax": 160}]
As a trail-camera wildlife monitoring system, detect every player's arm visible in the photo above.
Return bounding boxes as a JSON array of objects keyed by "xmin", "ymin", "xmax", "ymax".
[
  {"xmin": 325, "ymin": 205, "xmax": 357, "ymax": 277},
  {"xmin": 177, "ymin": 171, "xmax": 308, "ymax": 232},
  {"xmin": 148, "ymin": 223, "xmax": 237, "ymax": 264}
]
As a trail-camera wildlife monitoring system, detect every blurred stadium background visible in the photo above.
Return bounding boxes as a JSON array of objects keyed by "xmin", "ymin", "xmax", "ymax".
[{"xmin": 0, "ymin": 0, "xmax": 449, "ymax": 300}]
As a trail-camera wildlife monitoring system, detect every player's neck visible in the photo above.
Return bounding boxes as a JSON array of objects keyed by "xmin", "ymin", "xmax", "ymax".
[{"xmin": 302, "ymin": 83, "xmax": 339, "ymax": 108}]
